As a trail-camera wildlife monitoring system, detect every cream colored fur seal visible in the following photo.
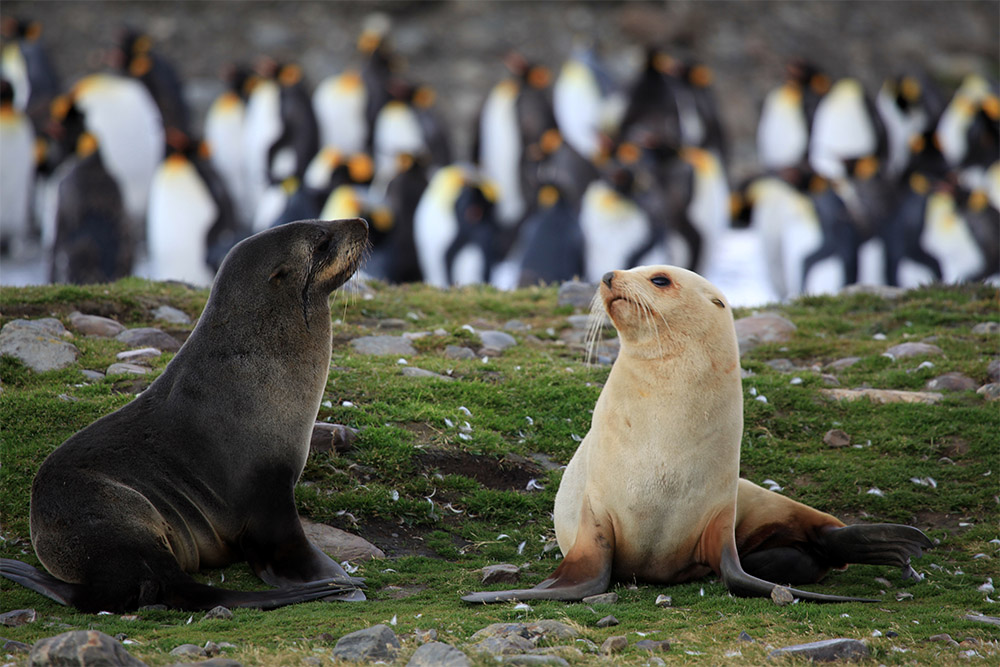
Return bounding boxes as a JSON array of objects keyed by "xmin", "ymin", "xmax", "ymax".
[
  {"xmin": 463, "ymin": 265, "xmax": 931, "ymax": 603},
  {"xmin": 1, "ymin": 218, "xmax": 370, "ymax": 612}
]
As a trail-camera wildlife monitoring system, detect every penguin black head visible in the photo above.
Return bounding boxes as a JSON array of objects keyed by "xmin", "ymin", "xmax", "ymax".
[{"xmin": 0, "ymin": 79, "xmax": 13, "ymax": 106}]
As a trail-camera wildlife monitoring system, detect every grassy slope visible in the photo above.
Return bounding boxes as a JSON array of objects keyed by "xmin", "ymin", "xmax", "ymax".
[{"xmin": 0, "ymin": 279, "xmax": 997, "ymax": 665}]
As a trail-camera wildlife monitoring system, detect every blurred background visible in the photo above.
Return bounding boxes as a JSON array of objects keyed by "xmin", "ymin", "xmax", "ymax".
[{"xmin": 1, "ymin": 0, "xmax": 997, "ymax": 306}]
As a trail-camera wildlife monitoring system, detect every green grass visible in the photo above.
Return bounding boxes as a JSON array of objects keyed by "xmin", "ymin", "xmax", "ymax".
[{"xmin": 1, "ymin": 280, "xmax": 998, "ymax": 665}]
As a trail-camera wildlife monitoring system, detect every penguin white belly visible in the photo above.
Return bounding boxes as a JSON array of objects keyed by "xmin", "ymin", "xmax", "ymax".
[
  {"xmin": 480, "ymin": 81, "xmax": 524, "ymax": 227},
  {"xmin": 922, "ymin": 193, "xmax": 984, "ymax": 283},
  {"xmin": 580, "ymin": 182, "xmax": 652, "ymax": 281},
  {"xmin": 146, "ymin": 158, "xmax": 218, "ymax": 286},
  {"xmin": 553, "ymin": 59, "xmax": 602, "ymax": 159},
  {"xmin": 251, "ymin": 183, "xmax": 289, "ymax": 233},
  {"xmin": 685, "ymin": 149, "xmax": 730, "ymax": 271},
  {"xmin": 452, "ymin": 245, "xmax": 485, "ymax": 286},
  {"xmin": 857, "ymin": 237, "xmax": 886, "ymax": 286},
  {"xmin": 810, "ymin": 79, "xmax": 875, "ymax": 179},
  {"xmin": 757, "ymin": 86, "xmax": 808, "ymax": 170},
  {"xmin": 782, "ymin": 209, "xmax": 837, "ymax": 297},
  {"xmin": 2, "ymin": 43, "xmax": 30, "ymax": 111},
  {"xmin": 313, "ymin": 72, "xmax": 367, "ymax": 154},
  {"xmin": 242, "ymin": 80, "xmax": 282, "ymax": 214},
  {"xmin": 373, "ymin": 102, "xmax": 425, "ymax": 186},
  {"xmin": 75, "ymin": 74, "xmax": 165, "ymax": 227},
  {"xmin": 205, "ymin": 95, "xmax": 250, "ymax": 224},
  {"xmin": 0, "ymin": 110, "xmax": 35, "ymax": 254}
]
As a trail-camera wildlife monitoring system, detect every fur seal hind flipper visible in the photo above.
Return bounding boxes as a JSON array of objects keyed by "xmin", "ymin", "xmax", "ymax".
[
  {"xmin": 1, "ymin": 558, "xmax": 362, "ymax": 611},
  {"xmin": 462, "ymin": 499, "xmax": 614, "ymax": 604},
  {"xmin": 718, "ymin": 540, "xmax": 878, "ymax": 603},
  {"xmin": 812, "ymin": 523, "xmax": 933, "ymax": 581}
]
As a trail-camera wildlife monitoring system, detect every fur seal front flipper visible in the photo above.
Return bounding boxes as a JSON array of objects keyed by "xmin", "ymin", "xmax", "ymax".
[
  {"xmin": 462, "ymin": 265, "xmax": 931, "ymax": 605},
  {"xmin": 1, "ymin": 218, "xmax": 370, "ymax": 612}
]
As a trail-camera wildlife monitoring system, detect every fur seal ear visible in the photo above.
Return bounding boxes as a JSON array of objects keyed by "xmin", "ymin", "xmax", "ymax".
[{"xmin": 268, "ymin": 267, "xmax": 289, "ymax": 284}]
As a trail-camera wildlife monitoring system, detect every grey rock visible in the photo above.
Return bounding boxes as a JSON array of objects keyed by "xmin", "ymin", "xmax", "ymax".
[
  {"xmin": 0, "ymin": 609, "xmax": 36, "ymax": 627},
  {"xmin": 69, "ymin": 312, "xmax": 126, "ymax": 337},
  {"xmin": 820, "ymin": 374, "xmax": 841, "ymax": 386},
  {"xmin": 929, "ymin": 633, "xmax": 954, "ymax": 643},
  {"xmin": 654, "ymin": 594, "xmax": 672, "ymax": 607},
  {"xmin": 481, "ymin": 563, "xmax": 521, "ymax": 585},
  {"xmin": 470, "ymin": 621, "xmax": 578, "ymax": 647},
  {"xmin": 884, "ymin": 342, "xmax": 943, "ymax": 360},
  {"xmin": 402, "ymin": 366, "xmax": 455, "ymax": 381},
  {"xmin": 988, "ymin": 359, "xmax": 1000, "ymax": 383},
  {"xmin": 407, "ymin": 642, "xmax": 471, "ymax": 667},
  {"xmin": 479, "ymin": 330, "xmax": 517, "ymax": 350},
  {"xmin": 3, "ymin": 637, "xmax": 31, "ymax": 653},
  {"xmin": 504, "ymin": 319, "xmax": 530, "ymax": 332},
  {"xmin": 170, "ymin": 660, "xmax": 243, "ymax": 667},
  {"xmin": 566, "ymin": 314, "xmax": 592, "ymax": 330},
  {"xmin": 734, "ymin": 314, "xmax": 796, "ymax": 356},
  {"xmin": 0, "ymin": 319, "xmax": 79, "ymax": 372},
  {"xmin": 116, "ymin": 347, "xmax": 162, "ymax": 362},
  {"xmin": 444, "ymin": 345, "xmax": 477, "ymax": 360},
  {"xmin": 82, "ymin": 369, "xmax": 106, "ymax": 381},
  {"xmin": 634, "ymin": 639, "xmax": 670, "ymax": 652},
  {"xmin": 469, "ymin": 636, "xmax": 535, "ymax": 656},
  {"xmin": 767, "ymin": 638, "xmax": 869, "ymax": 661},
  {"xmin": 971, "ymin": 321, "xmax": 999, "ymax": 334},
  {"xmin": 840, "ymin": 284, "xmax": 906, "ymax": 299},
  {"xmin": 525, "ymin": 620, "xmax": 578, "ymax": 641},
  {"xmin": 926, "ymin": 372, "xmax": 978, "ymax": 392},
  {"xmin": 557, "ymin": 280, "xmax": 596, "ymax": 309},
  {"xmin": 350, "ymin": 335, "xmax": 416, "ymax": 356},
  {"xmin": 413, "ymin": 629, "xmax": 438, "ymax": 643},
  {"xmin": 170, "ymin": 644, "xmax": 207, "ymax": 658},
  {"xmin": 820, "ymin": 388, "xmax": 943, "ymax": 405},
  {"xmin": 300, "ymin": 518, "xmax": 385, "ymax": 561},
  {"xmin": 310, "ymin": 422, "xmax": 359, "ymax": 453},
  {"xmin": 823, "ymin": 429, "xmax": 851, "ymax": 448},
  {"xmin": 502, "ymin": 656, "xmax": 569, "ymax": 666},
  {"xmin": 766, "ymin": 358, "xmax": 796, "ymax": 372},
  {"xmin": 116, "ymin": 328, "xmax": 181, "ymax": 352},
  {"xmin": 977, "ymin": 383, "xmax": 1000, "ymax": 401},
  {"xmin": 738, "ymin": 631, "xmax": 754, "ymax": 642},
  {"xmin": 332, "ymin": 624, "xmax": 400, "ymax": 662},
  {"xmin": 600, "ymin": 635, "xmax": 627, "ymax": 655},
  {"xmin": 770, "ymin": 585, "xmax": 794, "ymax": 605},
  {"xmin": 29, "ymin": 630, "xmax": 147, "ymax": 666},
  {"xmin": 826, "ymin": 356, "xmax": 861, "ymax": 371},
  {"xmin": 595, "ymin": 615, "xmax": 618, "ymax": 628},
  {"xmin": 377, "ymin": 318, "xmax": 408, "ymax": 330},
  {"xmin": 964, "ymin": 614, "xmax": 1000, "ymax": 626},
  {"xmin": 152, "ymin": 305, "xmax": 191, "ymax": 325},
  {"xmin": 203, "ymin": 606, "xmax": 233, "ymax": 621},
  {"xmin": 581, "ymin": 592, "xmax": 618, "ymax": 605},
  {"xmin": 106, "ymin": 363, "xmax": 151, "ymax": 376}
]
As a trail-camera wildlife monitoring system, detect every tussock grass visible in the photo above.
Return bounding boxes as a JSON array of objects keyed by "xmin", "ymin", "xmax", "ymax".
[{"xmin": 1, "ymin": 280, "xmax": 997, "ymax": 665}]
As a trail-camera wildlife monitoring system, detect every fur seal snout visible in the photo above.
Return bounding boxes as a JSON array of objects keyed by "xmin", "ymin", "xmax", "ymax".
[
  {"xmin": 2, "ymin": 218, "xmax": 371, "ymax": 612},
  {"xmin": 463, "ymin": 264, "xmax": 931, "ymax": 604}
]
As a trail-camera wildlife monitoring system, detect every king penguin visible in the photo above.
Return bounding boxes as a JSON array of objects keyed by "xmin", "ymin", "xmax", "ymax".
[
  {"xmin": 1, "ymin": 16, "xmax": 60, "ymax": 132},
  {"xmin": 809, "ymin": 77, "xmax": 886, "ymax": 179},
  {"xmin": 380, "ymin": 152, "xmax": 429, "ymax": 283},
  {"xmin": 757, "ymin": 59, "xmax": 830, "ymax": 171},
  {"xmin": 204, "ymin": 64, "xmax": 254, "ymax": 229},
  {"xmin": 0, "ymin": 78, "xmax": 36, "ymax": 258},
  {"xmin": 517, "ymin": 183, "xmax": 584, "ymax": 287},
  {"xmin": 474, "ymin": 76, "xmax": 527, "ymax": 229},
  {"xmin": 313, "ymin": 69, "xmax": 369, "ymax": 154},
  {"xmin": 112, "ymin": 27, "xmax": 190, "ymax": 136}
]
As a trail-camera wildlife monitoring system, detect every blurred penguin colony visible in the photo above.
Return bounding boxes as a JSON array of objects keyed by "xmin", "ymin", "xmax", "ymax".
[{"xmin": 1, "ymin": 14, "xmax": 997, "ymax": 297}]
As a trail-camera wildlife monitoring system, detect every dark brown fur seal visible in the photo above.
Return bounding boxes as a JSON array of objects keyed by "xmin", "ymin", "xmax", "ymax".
[{"xmin": 1, "ymin": 218, "xmax": 370, "ymax": 612}]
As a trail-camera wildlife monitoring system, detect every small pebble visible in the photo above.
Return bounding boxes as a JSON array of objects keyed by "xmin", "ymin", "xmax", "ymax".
[{"xmin": 595, "ymin": 615, "xmax": 618, "ymax": 628}]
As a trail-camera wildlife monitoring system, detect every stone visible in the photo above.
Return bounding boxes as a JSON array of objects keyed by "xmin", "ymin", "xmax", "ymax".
[
  {"xmin": 823, "ymin": 429, "xmax": 851, "ymax": 448},
  {"xmin": 469, "ymin": 636, "xmax": 534, "ymax": 656},
  {"xmin": 734, "ymin": 314, "xmax": 796, "ymax": 356},
  {"xmin": 883, "ymin": 342, "xmax": 943, "ymax": 360},
  {"xmin": 444, "ymin": 345, "xmax": 477, "ymax": 360},
  {"xmin": 635, "ymin": 639, "xmax": 670, "ymax": 652},
  {"xmin": 771, "ymin": 585, "xmax": 794, "ymax": 606},
  {"xmin": 332, "ymin": 624, "xmax": 400, "ymax": 662},
  {"xmin": 988, "ymin": 360, "xmax": 1000, "ymax": 383},
  {"xmin": 82, "ymin": 369, "xmax": 106, "ymax": 381},
  {"xmin": 971, "ymin": 322, "xmax": 999, "ymax": 334},
  {"xmin": 654, "ymin": 594, "xmax": 672, "ymax": 607},
  {"xmin": 70, "ymin": 311, "xmax": 126, "ymax": 337},
  {"xmin": 106, "ymin": 363, "xmax": 151, "ymax": 376},
  {"xmin": 926, "ymin": 372, "xmax": 978, "ymax": 392},
  {"xmin": 152, "ymin": 305, "xmax": 191, "ymax": 325},
  {"xmin": 595, "ymin": 615, "xmax": 618, "ymax": 628},
  {"xmin": 204, "ymin": 606, "xmax": 233, "ymax": 620},
  {"xmin": 481, "ymin": 563, "xmax": 521, "ymax": 585},
  {"xmin": 826, "ymin": 356, "xmax": 861, "ymax": 371},
  {"xmin": 963, "ymin": 614, "xmax": 1000, "ymax": 626},
  {"xmin": 738, "ymin": 631, "xmax": 754, "ymax": 642},
  {"xmin": 170, "ymin": 644, "xmax": 207, "ymax": 658},
  {"xmin": 470, "ymin": 622, "xmax": 577, "ymax": 647},
  {"xmin": 413, "ymin": 629, "xmax": 438, "ymax": 643},
  {"xmin": 0, "ymin": 609, "xmax": 36, "ymax": 627},
  {"xmin": 600, "ymin": 635, "xmax": 627, "ymax": 655},
  {"xmin": 171, "ymin": 660, "xmax": 242, "ymax": 667},
  {"xmin": 766, "ymin": 358, "xmax": 796, "ymax": 372},
  {"xmin": 977, "ymin": 383, "xmax": 1000, "ymax": 401},
  {"xmin": 310, "ymin": 422, "xmax": 359, "ymax": 453},
  {"xmin": 820, "ymin": 374, "xmax": 841, "ymax": 386},
  {"xmin": 582, "ymin": 592, "xmax": 618, "ymax": 605},
  {"xmin": 479, "ymin": 330, "xmax": 517, "ymax": 351},
  {"xmin": 501, "ymin": 657, "xmax": 569, "ymax": 666},
  {"xmin": 402, "ymin": 367, "xmax": 455, "ymax": 381},
  {"xmin": 116, "ymin": 347, "xmax": 162, "ymax": 362},
  {"xmin": 504, "ymin": 319, "xmax": 530, "ymax": 331},
  {"xmin": 377, "ymin": 318, "xmax": 408, "ymax": 330},
  {"xmin": 566, "ymin": 314, "xmax": 592, "ymax": 330},
  {"xmin": 840, "ymin": 284, "xmax": 906, "ymax": 299},
  {"xmin": 557, "ymin": 280, "xmax": 596, "ymax": 309},
  {"xmin": 0, "ymin": 319, "xmax": 79, "ymax": 372},
  {"xmin": 820, "ymin": 388, "xmax": 943, "ymax": 405},
  {"xmin": 767, "ymin": 638, "xmax": 870, "ymax": 661},
  {"xmin": 116, "ymin": 328, "xmax": 181, "ymax": 352},
  {"xmin": 407, "ymin": 642, "xmax": 471, "ymax": 667},
  {"xmin": 350, "ymin": 335, "xmax": 416, "ymax": 356},
  {"xmin": 3, "ymin": 637, "xmax": 31, "ymax": 653},
  {"xmin": 299, "ymin": 518, "xmax": 385, "ymax": 561},
  {"xmin": 29, "ymin": 630, "xmax": 148, "ymax": 666}
]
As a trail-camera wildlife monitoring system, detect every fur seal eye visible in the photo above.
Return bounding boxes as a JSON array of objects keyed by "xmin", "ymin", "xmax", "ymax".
[
  {"xmin": 650, "ymin": 276, "xmax": 672, "ymax": 288},
  {"xmin": 712, "ymin": 298, "xmax": 725, "ymax": 308}
]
